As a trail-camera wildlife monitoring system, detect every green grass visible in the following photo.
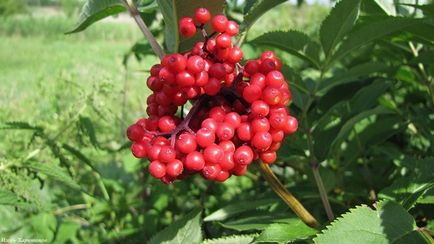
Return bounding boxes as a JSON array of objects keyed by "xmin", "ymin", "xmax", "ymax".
[{"xmin": 0, "ymin": 14, "xmax": 157, "ymax": 122}]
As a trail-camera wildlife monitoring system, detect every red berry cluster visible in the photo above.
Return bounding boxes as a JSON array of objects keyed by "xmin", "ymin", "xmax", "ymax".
[{"xmin": 127, "ymin": 8, "xmax": 298, "ymax": 184}]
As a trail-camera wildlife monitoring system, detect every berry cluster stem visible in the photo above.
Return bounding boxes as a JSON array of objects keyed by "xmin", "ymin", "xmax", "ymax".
[
  {"xmin": 258, "ymin": 162, "xmax": 320, "ymax": 228},
  {"xmin": 121, "ymin": 0, "xmax": 165, "ymax": 59}
]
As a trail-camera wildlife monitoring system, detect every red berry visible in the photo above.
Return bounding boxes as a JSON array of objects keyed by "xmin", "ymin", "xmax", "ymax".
[
  {"xmin": 209, "ymin": 107, "xmax": 226, "ymax": 122},
  {"xmin": 224, "ymin": 112, "xmax": 241, "ymax": 128},
  {"xmin": 234, "ymin": 145, "xmax": 254, "ymax": 165},
  {"xmin": 237, "ymin": 122, "xmax": 252, "ymax": 141},
  {"xmin": 284, "ymin": 115, "xmax": 298, "ymax": 134},
  {"xmin": 216, "ymin": 122, "xmax": 235, "ymax": 141},
  {"xmin": 195, "ymin": 8, "xmax": 211, "ymax": 24},
  {"xmin": 187, "ymin": 55, "xmax": 205, "ymax": 74},
  {"xmin": 176, "ymin": 71, "xmax": 195, "ymax": 87},
  {"xmin": 127, "ymin": 124, "xmax": 144, "ymax": 142},
  {"xmin": 250, "ymin": 73, "xmax": 266, "ymax": 89},
  {"xmin": 166, "ymin": 159, "xmax": 184, "ymax": 177},
  {"xmin": 158, "ymin": 116, "xmax": 176, "ymax": 132},
  {"xmin": 204, "ymin": 77, "xmax": 221, "ymax": 95},
  {"xmin": 226, "ymin": 47, "xmax": 243, "ymax": 63},
  {"xmin": 215, "ymin": 170, "xmax": 230, "ymax": 182},
  {"xmin": 176, "ymin": 132, "xmax": 197, "ymax": 154},
  {"xmin": 202, "ymin": 164, "xmax": 221, "ymax": 180},
  {"xmin": 211, "ymin": 14, "xmax": 228, "ymax": 33},
  {"xmin": 167, "ymin": 54, "xmax": 187, "ymax": 73},
  {"xmin": 251, "ymin": 100, "xmax": 270, "ymax": 117},
  {"xmin": 209, "ymin": 63, "xmax": 226, "ymax": 79},
  {"xmin": 225, "ymin": 20, "xmax": 239, "ymax": 36},
  {"xmin": 196, "ymin": 127, "xmax": 216, "ymax": 147},
  {"xmin": 131, "ymin": 142, "xmax": 147, "ymax": 158},
  {"xmin": 232, "ymin": 164, "xmax": 247, "ymax": 176},
  {"xmin": 266, "ymin": 71, "xmax": 285, "ymax": 88},
  {"xmin": 202, "ymin": 118, "xmax": 219, "ymax": 131},
  {"xmin": 262, "ymin": 87, "xmax": 282, "ymax": 105},
  {"xmin": 159, "ymin": 145, "xmax": 176, "ymax": 163},
  {"xmin": 221, "ymin": 152, "xmax": 235, "ymax": 171},
  {"xmin": 260, "ymin": 151, "xmax": 277, "ymax": 164},
  {"xmin": 244, "ymin": 60, "xmax": 260, "ymax": 75},
  {"xmin": 219, "ymin": 140, "xmax": 236, "ymax": 152},
  {"xmin": 251, "ymin": 117, "xmax": 270, "ymax": 133},
  {"xmin": 185, "ymin": 151, "xmax": 205, "ymax": 171},
  {"xmin": 260, "ymin": 58, "xmax": 277, "ymax": 74},
  {"xmin": 252, "ymin": 132, "xmax": 273, "ymax": 150},
  {"xmin": 148, "ymin": 145, "xmax": 162, "ymax": 161},
  {"xmin": 204, "ymin": 144, "xmax": 224, "ymax": 164},
  {"xmin": 149, "ymin": 161, "xmax": 166, "ymax": 179},
  {"xmin": 195, "ymin": 71, "xmax": 209, "ymax": 86},
  {"xmin": 243, "ymin": 85, "xmax": 262, "ymax": 103},
  {"xmin": 180, "ymin": 17, "xmax": 196, "ymax": 38},
  {"xmin": 269, "ymin": 113, "xmax": 288, "ymax": 130},
  {"xmin": 216, "ymin": 33, "xmax": 232, "ymax": 48}
]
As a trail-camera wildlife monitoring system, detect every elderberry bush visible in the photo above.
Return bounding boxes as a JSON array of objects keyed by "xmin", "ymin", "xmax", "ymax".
[{"xmin": 127, "ymin": 8, "xmax": 298, "ymax": 184}]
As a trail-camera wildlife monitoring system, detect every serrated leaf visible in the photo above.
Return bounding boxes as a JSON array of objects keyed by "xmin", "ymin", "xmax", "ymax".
[
  {"xmin": 204, "ymin": 198, "xmax": 278, "ymax": 222},
  {"xmin": 331, "ymin": 17, "xmax": 420, "ymax": 64},
  {"xmin": 67, "ymin": 0, "xmax": 125, "ymax": 34},
  {"xmin": 79, "ymin": 116, "xmax": 99, "ymax": 148},
  {"xmin": 314, "ymin": 201, "xmax": 430, "ymax": 244},
  {"xmin": 149, "ymin": 209, "xmax": 202, "ymax": 244},
  {"xmin": 203, "ymin": 234, "xmax": 258, "ymax": 244},
  {"xmin": 255, "ymin": 219, "xmax": 317, "ymax": 243},
  {"xmin": 242, "ymin": 0, "xmax": 286, "ymax": 31},
  {"xmin": 0, "ymin": 190, "xmax": 29, "ymax": 207},
  {"xmin": 251, "ymin": 31, "xmax": 321, "ymax": 68},
  {"xmin": 157, "ymin": 0, "xmax": 226, "ymax": 53},
  {"xmin": 320, "ymin": 0, "xmax": 361, "ymax": 58},
  {"xmin": 25, "ymin": 162, "xmax": 80, "ymax": 190},
  {"xmin": 379, "ymin": 158, "xmax": 434, "ymax": 210}
]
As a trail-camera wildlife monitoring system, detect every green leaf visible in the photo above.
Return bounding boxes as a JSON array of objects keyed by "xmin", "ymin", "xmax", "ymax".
[
  {"xmin": 157, "ymin": 0, "xmax": 226, "ymax": 53},
  {"xmin": 149, "ymin": 209, "xmax": 202, "ymax": 244},
  {"xmin": 330, "ymin": 106, "xmax": 393, "ymax": 152},
  {"xmin": 314, "ymin": 201, "xmax": 430, "ymax": 244},
  {"xmin": 379, "ymin": 158, "xmax": 434, "ymax": 209},
  {"xmin": 255, "ymin": 219, "xmax": 317, "ymax": 243},
  {"xmin": 204, "ymin": 198, "xmax": 277, "ymax": 222},
  {"xmin": 1, "ymin": 121, "xmax": 42, "ymax": 130},
  {"xmin": 362, "ymin": 0, "xmax": 397, "ymax": 16},
  {"xmin": 320, "ymin": 0, "xmax": 361, "ymax": 58},
  {"xmin": 25, "ymin": 162, "xmax": 80, "ymax": 190},
  {"xmin": 67, "ymin": 0, "xmax": 125, "ymax": 34},
  {"xmin": 79, "ymin": 116, "xmax": 99, "ymax": 148},
  {"xmin": 251, "ymin": 31, "xmax": 321, "ymax": 68},
  {"xmin": 219, "ymin": 213, "xmax": 291, "ymax": 231},
  {"xmin": 203, "ymin": 234, "xmax": 259, "ymax": 244},
  {"xmin": 0, "ymin": 190, "xmax": 21, "ymax": 206},
  {"xmin": 331, "ymin": 17, "xmax": 420, "ymax": 64},
  {"xmin": 318, "ymin": 62, "xmax": 390, "ymax": 94},
  {"xmin": 242, "ymin": 0, "xmax": 286, "ymax": 31}
]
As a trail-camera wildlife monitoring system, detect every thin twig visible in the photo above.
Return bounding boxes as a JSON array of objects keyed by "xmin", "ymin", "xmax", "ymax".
[
  {"xmin": 258, "ymin": 162, "xmax": 320, "ymax": 228},
  {"xmin": 122, "ymin": 0, "xmax": 165, "ymax": 59},
  {"xmin": 311, "ymin": 162, "xmax": 335, "ymax": 221}
]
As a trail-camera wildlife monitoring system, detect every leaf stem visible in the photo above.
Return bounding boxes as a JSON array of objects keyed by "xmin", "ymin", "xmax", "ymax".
[
  {"xmin": 257, "ymin": 162, "xmax": 319, "ymax": 228},
  {"xmin": 122, "ymin": 0, "xmax": 165, "ymax": 59}
]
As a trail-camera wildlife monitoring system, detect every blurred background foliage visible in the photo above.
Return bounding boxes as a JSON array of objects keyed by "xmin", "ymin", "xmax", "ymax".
[{"xmin": 0, "ymin": 0, "xmax": 433, "ymax": 243}]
